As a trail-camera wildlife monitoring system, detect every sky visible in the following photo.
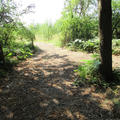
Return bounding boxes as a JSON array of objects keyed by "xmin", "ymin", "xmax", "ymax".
[{"xmin": 15, "ymin": 0, "xmax": 65, "ymax": 25}]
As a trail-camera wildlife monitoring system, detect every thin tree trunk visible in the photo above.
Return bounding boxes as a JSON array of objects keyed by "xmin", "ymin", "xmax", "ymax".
[{"xmin": 99, "ymin": 0, "xmax": 113, "ymax": 82}]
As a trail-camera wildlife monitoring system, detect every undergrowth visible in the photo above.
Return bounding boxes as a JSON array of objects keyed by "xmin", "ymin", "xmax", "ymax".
[
  {"xmin": 0, "ymin": 41, "xmax": 37, "ymax": 78},
  {"xmin": 74, "ymin": 54, "xmax": 120, "ymax": 88},
  {"xmin": 74, "ymin": 54, "xmax": 102, "ymax": 86},
  {"xmin": 4, "ymin": 43, "xmax": 33, "ymax": 62},
  {"xmin": 74, "ymin": 54, "xmax": 120, "ymax": 117},
  {"xmin": 68, "ymin": 39, "xmax": 120, "ymax": 55}
]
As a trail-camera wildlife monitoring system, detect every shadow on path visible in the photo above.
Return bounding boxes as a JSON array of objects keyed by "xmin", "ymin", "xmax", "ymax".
[{"xmin": 0, "ymin": 45, "xmax": 114, "ymax": 120}]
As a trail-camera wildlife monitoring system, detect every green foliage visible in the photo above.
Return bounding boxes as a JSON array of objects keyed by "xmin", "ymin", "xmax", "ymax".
[
  {"xmin": 58, "ymin": 0, "xmax": 120, "ymax": 46},
  {"xmin": 0, "ymin": 41, "xmax": 34, "ymax": 78},
  {"xmin": 33, "ymin": 22, "xmax": 58, "ymax": 41},
  {"xmin": 74, "ymin": 55, "xmax": 120, "ymax": 87},
  {"xmin": 0, "ymin": 0, "xmax": 18, "ymax": 45},
  {"xmin": 16, "ymin": 23, "xmax": 35, "ymax": 45},
  {"xmin": 74, "ymin": 59, "xmax": 110, "ymax": 88},
  {"xmin": 32, "ymin": 0, "xmax": 120, "ymax": 52},
  {"xmin": 59, "ymin": 0, "xmax": 98, "ymax": 45},
  {"xmin": 64, "ymin": 0, "xmax": 95, "ymax": 17},
  {"xmin": 47, "ymin": 33, "xmax": 63, "ymax": 47},
  {"xmin": 33, "ymin": 22, "xmax": 62, "ymax": 47},
  {"xmin": 60, "ymin": 16, "xmax": 98, "ymax": 45},
  {"xmin": 74, "ymin": 55, "xmax": 101, "ymax": 85},
  {"xmin": 68, "ymin": 38, "xmax": 99, "ymax": 52},
  {"xmin": 68, "ymin": 38, "xmax": 120, "ymax": 55},
  {"xmin": 112, "ymin": 0, "xmax": 120, "ymax": 39},
  {"xmin": 4, "ymin": 42, "xmax": 33, "ymax": 61},
  {"xmin": 0, "ymin": 0, "xmax": 35, "ymax": 68}
]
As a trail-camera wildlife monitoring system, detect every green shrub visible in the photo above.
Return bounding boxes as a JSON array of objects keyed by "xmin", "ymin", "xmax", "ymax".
[
  {"xmin": 68, "ymin": 39, "xmax": 120, "ymax": 55},
  {"xmin": 74, "ymin": 55, "xmax": 101, "ymax": 85},
  {"xmin": 3, "ymin": 41, "xmax": 33, "ymax": 64},
  {"xmin": 68, "ymin": 38, "xmax": 99, "ymax": 53},
  {"xmin": 74, "ymin": 55, "xmax": 120, "ymax": 87},
  {"xmin": 61, "ymin": 16, "xmax": 98, "ymax": 45}
]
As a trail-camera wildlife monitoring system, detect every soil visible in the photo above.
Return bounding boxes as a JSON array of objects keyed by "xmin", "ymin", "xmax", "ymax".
[{"xmin": 0, "ymin": 42, "xmax": 120, "ymax": 120}]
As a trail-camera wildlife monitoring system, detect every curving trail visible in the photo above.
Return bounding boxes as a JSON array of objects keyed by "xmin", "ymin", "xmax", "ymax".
[{"xmin": 0, "ymin": 42, "xmax": 119, "ymax": 120}]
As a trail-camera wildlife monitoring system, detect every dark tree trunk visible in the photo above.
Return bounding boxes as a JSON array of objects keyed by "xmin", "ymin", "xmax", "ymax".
[
  {"xmin": 0, "ymin": 43, "xmax": 5, "ymax": 65},
  {"xmin": 99, "ymin": 0, "xmax": 113, "ymax": 82}
]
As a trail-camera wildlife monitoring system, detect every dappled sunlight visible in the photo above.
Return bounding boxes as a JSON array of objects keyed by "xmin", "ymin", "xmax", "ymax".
[
  {"xmin": 30, "ymin": 87, "xmax": 47, "ymax": 97},
  {"xmin": 64, "ymin": 109, "xmax": 87, "ymax": 120},
  {"xmin": 40, "ymin": 100, "xmax": 50, "ymax": 107},
  {"xmin": 0, "ymin": 0, "xmax": 120, "ymax": 119},
  {"xmin": 0, "ymin": 42, "xmax": 115, "ymax": 119},
  {"xmin": 80, "ymin": 87, "xmax": 113, "ymax": 111},
  {"xmin": 53, "ymin": 98, "xmax": 59, "ymax": 105},
  {"xmin": 63, "ymin": 81, "xmax": 73, "ymax": 87},
  {"xmin": 74, "ymin": 112, "xmax": 87, "ymax": 120},
  {"xmin": 65, "ymin": 109, "xmax": 74, "ymax": 119},
  {"xmin": 100, "ymin": 99, "xmax": 113, "ymax": 111},
  {"xmin": 52, "ymin": 84, "xmax": 64, "ymax": 91}
]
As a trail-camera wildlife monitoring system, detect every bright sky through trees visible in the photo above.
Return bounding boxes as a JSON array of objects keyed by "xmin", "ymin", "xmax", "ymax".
[{"xmin": 15, "ymin": 0, "xmax": 65, "ymax": 25}]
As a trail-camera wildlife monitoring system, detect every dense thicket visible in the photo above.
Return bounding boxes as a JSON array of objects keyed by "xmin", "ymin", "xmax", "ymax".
[
  {"xmin": 59, "ymin": 0, "xmax": 98, "ymax": 45},
  {"xmin": 0, "ymin": 0, "xmax": 35, "ymax": 67},
  {"xmin": 60, "ymin": 0, "xmax": 120, "ymax": 45},
  {"xmin": 34, "ymin": 0, "xmax": 120, "ymax": 46}
]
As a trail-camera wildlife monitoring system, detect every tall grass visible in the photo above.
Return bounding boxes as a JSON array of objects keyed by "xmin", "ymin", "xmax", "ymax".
[{"xmin": 32, "ymin": 22, "xmax": 62, "ymax": 47}]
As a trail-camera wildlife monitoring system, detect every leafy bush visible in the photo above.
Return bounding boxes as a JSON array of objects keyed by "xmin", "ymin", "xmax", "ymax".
[
  {"xmin": 3, "ymin": 41, "xmax": 33, "ymax": 63},
  {"xmin": 74, "ymin": 55, "xmax": 120, "ymax": 88},
  {"xmin": 68, "ymin": 39, "xmax": 120, "ymax": 55},
  {"xmin": 68, "ymin": 38, "xmax": 99, "ymax": 53},
  {"xmin": 60, "ymin": 16, "xmax": 98, "ymax": 45},
  {"xmin": 16, "ymin": 47, "xmax": 32, "ymax": 60},
  {"xmin": 74, "ymin": 55, "xmax": 101, "ymax": 86}
]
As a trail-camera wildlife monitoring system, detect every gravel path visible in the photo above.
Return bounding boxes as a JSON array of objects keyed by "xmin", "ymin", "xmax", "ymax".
[{"xmin": 0, "ymin": 42, "xmax": 119, "ymax": 120}]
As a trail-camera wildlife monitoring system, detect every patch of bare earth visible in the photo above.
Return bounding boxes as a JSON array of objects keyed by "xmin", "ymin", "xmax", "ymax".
[{"xmin": 0, "ymin": 42, "xmax": 119, "ymax": 120}]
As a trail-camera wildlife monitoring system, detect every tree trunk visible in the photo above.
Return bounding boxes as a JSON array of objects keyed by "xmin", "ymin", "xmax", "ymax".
[
  {"xmin": 0, "ymin": 43, "xmax": 5, "ymax": 65},
  {"xmin": 99, "ymin": 0, "xmax": 112, "ymax": 82}
]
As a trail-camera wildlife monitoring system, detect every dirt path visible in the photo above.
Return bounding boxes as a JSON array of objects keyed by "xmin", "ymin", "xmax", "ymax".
[{"xmin": 0, "ymin": 42, "xmax": 119, "ymax": 120}]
